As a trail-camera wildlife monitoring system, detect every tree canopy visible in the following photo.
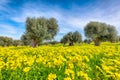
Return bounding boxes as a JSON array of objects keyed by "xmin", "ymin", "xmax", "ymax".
[
  {"xmin": 61, "ymin": 31, "xmax": 82, "ymax": 46},
  {"xmin": 84, "ymin": 21, "xmax": 118, "ymax": 46},
  {"xmin": 0, "ymin": 36, "xmax": 23, "ymax": 46},
  {"xmin": 0, "ymin": 36, "xmax": 13, "ymax": 46},
  {"xmin": 23, "ymin": 17, "xmax": 59, "ymax": 47}
]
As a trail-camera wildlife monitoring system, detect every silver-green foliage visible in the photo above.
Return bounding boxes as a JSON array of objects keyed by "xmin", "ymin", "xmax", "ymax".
[
  {"xmin": 84, "ymin": 21, "xmax": 118, "ymax": 46},
  {"xmin": 0, "ymin": 36, "xmax": 13, "ymax": 46},
  {"xmin": 23, "ymin": 17, "xmax": 59, "ymax": 47},
  {"xmin": 61, "ymin": 31, "xmax": 82, "ymax": 46}
]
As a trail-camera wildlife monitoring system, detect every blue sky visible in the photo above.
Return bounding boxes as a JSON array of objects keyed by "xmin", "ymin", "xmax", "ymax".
[{"xmin": 0, "ymin": 0, "xmax": 120, "ymax": 41}]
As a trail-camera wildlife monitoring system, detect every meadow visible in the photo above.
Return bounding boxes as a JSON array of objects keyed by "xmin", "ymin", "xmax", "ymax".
[{"xmin": 0, "ymin": 42, "xmax": 120, "ymax": 80}]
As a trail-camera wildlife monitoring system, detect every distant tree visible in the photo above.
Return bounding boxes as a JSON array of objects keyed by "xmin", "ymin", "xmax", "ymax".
[
  {"xmin": 84, "ymin": 21, "xmax": 117, "ymax": 46},
  {"xmin": 68, "ymin": 31, "xmax": 82, "ymax": 46},
  {"xmin": 13, "ymin": 40, "xmax": 23, "ymax": 46},
  {"xmin": 84, "ymin": 39, "xmax": 92, "ymax": 44},
  {"xmin": 72, "ymin": 31, "xmax": 82, "ymax": 43},
  {"xmin": 60, "ymin": 35, "xmax": 69, "ymax": 45},
  {"xmin": 0, "ymin": 36, "xmax": 13, "ymax": 46},
  {"xmin": 61, "ymin": 31, "xmax": 82, "ymax": 46},
  {"xmin": 23, "ymin": 17, "xmax": 59, "ymax": 47},
  {"xmin": 6, "ymin": 37, "xmax": 13, "ymax": 46},
  {"xmin": 0, "ymin": 38, "xmax": 4, "ymax": 46},
  {"xmin": 49, "ymin": 41, "xmax": 59, "ymax": 45}
]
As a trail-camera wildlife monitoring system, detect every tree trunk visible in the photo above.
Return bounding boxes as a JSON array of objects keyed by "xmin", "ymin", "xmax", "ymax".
[
  {"xmin": 31, "ymin": 39, "xmax": 38, "ymax": 48},
  {"xmin": 94, "ymin": 37, "xmax": 101, "ymax": 46},
  {"xmin": 69, "ymin": 42, "xmax": 74, "ymax": 46}
]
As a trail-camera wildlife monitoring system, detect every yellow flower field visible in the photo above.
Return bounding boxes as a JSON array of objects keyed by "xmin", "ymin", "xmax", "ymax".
[{"xmin": 0, "ymin": 43, "xmax": 120, "ymax": 80}]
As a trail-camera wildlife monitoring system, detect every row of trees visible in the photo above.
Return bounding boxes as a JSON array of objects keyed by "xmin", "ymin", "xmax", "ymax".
[
  {"xmin": 0, "ymin": 36, "xmax": 60, "ymax": 46},
  {"xmin": 0, "ymin": 36, "xmax": 23, "ymax": 46},
  {"xmin": 61, "ymin": 21, "xmax": 119, "ymax": 46},
  {"xmin": 0, "ymin": 17, "xmax": 120, "ymax": 47},
  {"xmin": 0, "ymin": 34, "xmax": 119, "ymax": 47}
]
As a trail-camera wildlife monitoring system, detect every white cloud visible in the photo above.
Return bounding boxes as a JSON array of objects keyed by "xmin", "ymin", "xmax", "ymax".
[
  {"xmin": 0, "ymin": 24, "xmax": 17, "ymax": 34},
  {"xmin": 59, "ymin": 5, "xmax": 120, "ymax": 35},
  {"xmin": 0, "ymin": 24, "xmax": 23, "ymax": 39},
  {"xmin": 11, "ymin": 2, "xmax": 62, "ymax": 23},
  {"xmin": 11, "ymin": 10, "xmax": 62, "ymax": 23}
]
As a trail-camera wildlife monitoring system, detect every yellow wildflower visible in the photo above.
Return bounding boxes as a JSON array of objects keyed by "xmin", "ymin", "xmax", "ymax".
[
  {"xmin": 47, "ymin": 73, "xmax": 56, "ymax": 80},
  {"xmin": 64, "ymin": 77, "xmax": 72, "ymax": 80},
  {"xmin": 23, "ymin": 67, "xmax": 31, "ymax": 73}
]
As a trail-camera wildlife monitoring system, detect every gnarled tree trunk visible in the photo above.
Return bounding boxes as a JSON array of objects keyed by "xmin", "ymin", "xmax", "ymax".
[
  {"xmin": 69, "ymin": 42, "xmax": 74, "ymax": 46},
  {"xmin": 94, "ymin": 37, "xmax": 101, "ymax": 46},
  {"xmin": 31, "ymin": 39, "xmax": 38, "ymax": 48}
]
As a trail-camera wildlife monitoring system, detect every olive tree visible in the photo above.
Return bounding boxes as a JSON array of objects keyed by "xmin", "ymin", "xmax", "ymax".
[
  {"xmin": 61, "ymin": 31, "xmax": 82, "ymax": 46},
  {"xmin": 60, "ymin": 35, "xmax": 69, "ymax": 45},
  {"xmin": 84, "ymin": 21, "xmax": 117, "ymax": 46},
  {"xmin": 13, "ymin": 40, "xmax": 23, "ymax": 46},
  {"xmin": 0, "ymin": 36, "xmax": 13, "ymax": 46},
  {"xmin": 23, "ymin": 17, "xmax": 59, "ymax": 47},
  {"xmin": 84, "ymin": 39, "xmax": 92, "ymax": 44}
]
